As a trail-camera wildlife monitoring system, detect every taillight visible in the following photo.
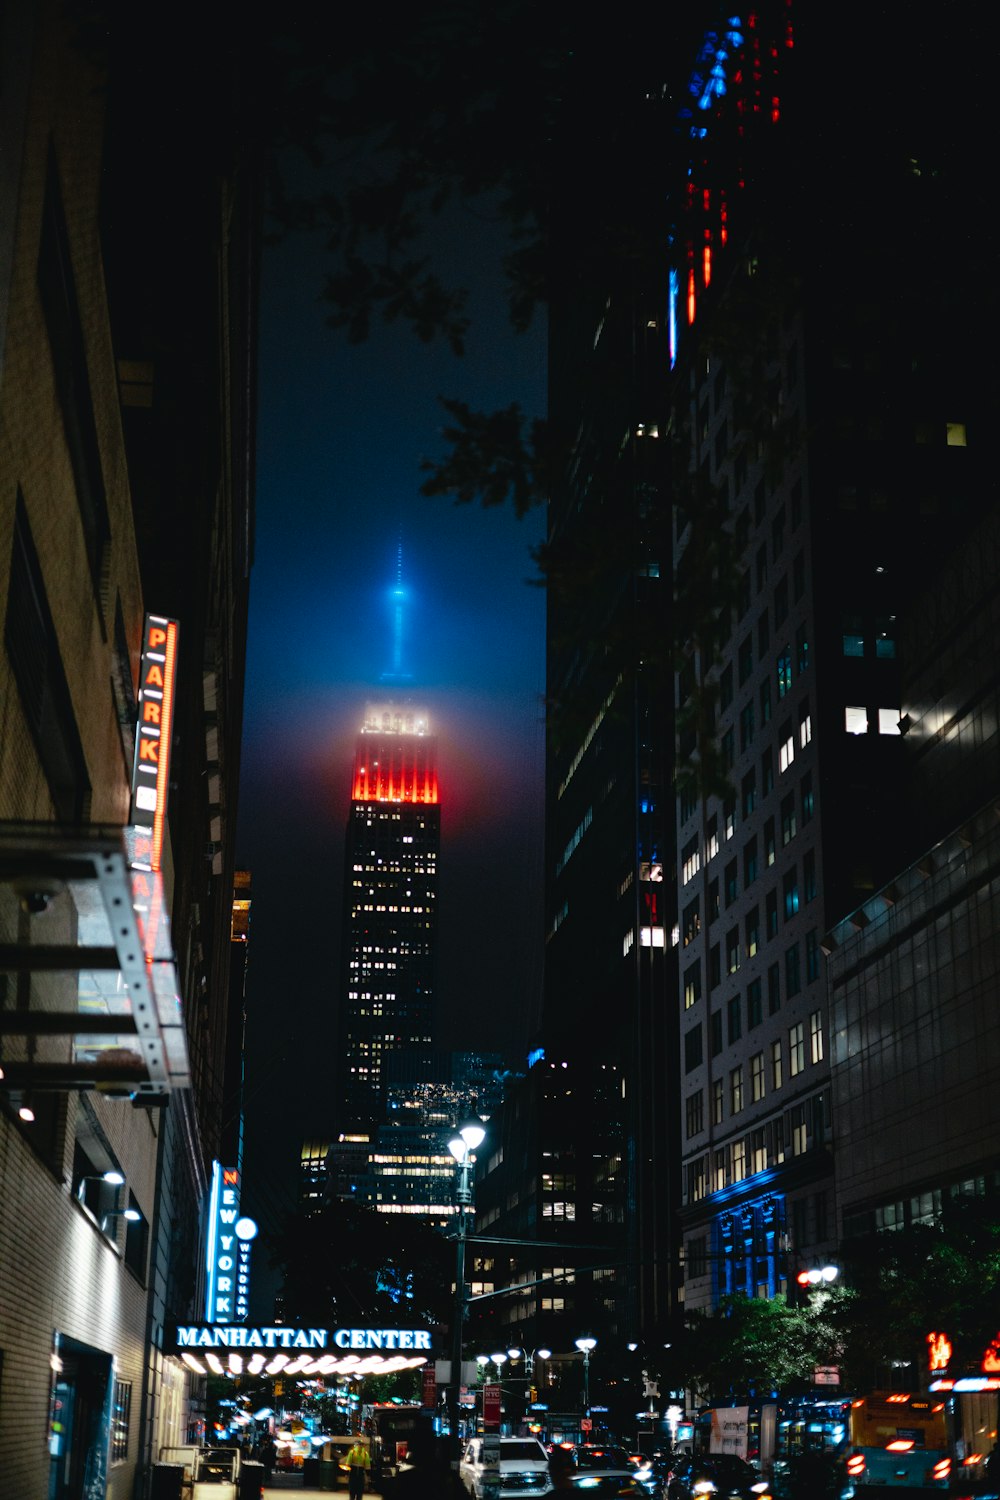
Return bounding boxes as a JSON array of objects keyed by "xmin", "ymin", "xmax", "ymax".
[
  {"xmin": 846, "ymin": 1453, "xmax": 865, "ymax": 1477},
  {"xmin": 929, "ymin": 1457, "xmax": 950, "ymax": 1483}
]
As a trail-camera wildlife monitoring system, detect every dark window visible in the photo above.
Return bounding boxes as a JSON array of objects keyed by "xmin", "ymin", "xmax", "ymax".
[
  {"xmin": 843, "ymin": 615, "xmax": 864, "ymax": 656},
  {"xmin": 783, "ymin": 867, "xmax": 800, "ymax": 921},
  {"xmin": 721, "ymin": 727, "xmax": 734, "ymax": 773},
  {"xmin": 4, "ymin": 494, "xmax": 90, "ymax": 821},
  {"xmin": 756, "ymin": 544, "xmax": 768, "ymax": 591},
  {"xmin": 726, "ymin": 926, "xmax": 740, "ymax": 975},
  {"xmin": 804, "ymin": 848, "xmax": 817, "ymax": 903},
  {"xmin": 709, "ymin": 943, "xmax": 721, "ymax": 989},
  {"xmin": 806, "ymin": 929, "xmax": 820, "ymax": 983},
  {"xmin": 764, "ymin": 816, "xmax": 776, "ymax": 867},
  {"xmin": 801, "ymin": 771, "xmax": 814, "ymax": 824},
  {"xmin": 710, "ymin": 1010, "xmax": 723, "ymax": 1056},
  {"xmin": 727, "ymin": 994, "xmax": 742, "ymax": 1044},
  {"xmin": 774, "ymin": 575, "xmax": 789, "ymax": 626},
  {"xmin": 793, "ymin": 551, "xmax": 805, "ymax": 602},
  {"xmin": 725, "ymin": 860, "xmax": 738, "ymax": 907},
  {"xmin": 781, "ymin": 793, "xmax": 797, "ymax": 846},
  {"xmin": 38, "ymin": 150, "xmax": 110, "ymax": 604},
  {"xmin": 740, "ymin": 703, "xmax": 755, "ymax": 755},
  {"xmin": 760, "ymin": 676, "xmax": 772, "ymax": 725},
  {"xmin": 745, "ymin": 906, "xmax": 760, "ymax": 959},
  {"xmin": 743, "ymin": 836, "xmax": 758, "ymax": 886},
  {"xmin": 684, "ymin": 1025, "xmax": 704, "ymax": 1074},
  {"xmin": 796, "ymin": 623, "xmax": 810, "ymax": 673},
  {"xmin": 741, "ymin": 764, "xmax": 756, "ymax": 814},
  {"xmin": 738, "ymin": 634, "xmax": 753, "ymax": 685},
  {"xmin": 686, "ymin": 1090, "xmax": 704, "ymax": 1138},
  {"xmin": 766, "ymin": 888, "xmax": 778, "ymax": 938},
  {"xmin": 719, "ymin": 664, "xmax": 734, "ymax": 711},
  {"xmin": 772, "ymin": 505, "xmax": 786, "ymax": 559},
  {"xmin": 761, "ymin": 748, "xmax": 774, "ymax": 796},
  {"xmin": 738, "ymin": 569, "xmax": 752, "ymax": 617},
  {"xmin": 875, "ymin": 616, "xmax": 897, "ymax": 658},
  {"xmin": 758, "ymin": 608, "xmax": 770, "ymax": 656},
  {"xmin": 124, "ymin": 1198, "xmax": 148, "ymax": 1282},
  {"xmin": 791, "ymin": 479, "xmax": 803, "ymax": 528},
  {"xmin": 786, "ymin": 942, "xmax": 802, "ymax": 997},
  {"xmin": 747, "ymin": 978, "xmax": 763, "ymax": 1029},
  {"xmin": 708, "ymin": 878, "xmax": 720, "ymax": 922},
  {"xmin": 754, "ymin": 478, "xmax": 766, "ymax": 524},
  {"xmin": 767, "ymin": 962, "xmax": 781, "ymax": 1014}
]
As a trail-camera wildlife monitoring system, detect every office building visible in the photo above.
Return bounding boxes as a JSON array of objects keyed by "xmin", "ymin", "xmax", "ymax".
[
  {"xmin": 668, "ymin": 5, "xmax": 994, "ymax": 1311},
  {"xmin": 335, "ymin": 700, "xmax": 439, "ymax": 1132},
  {"xmin": 0, "ymin": 1, "xmax": 255, "ymax": 1490}
]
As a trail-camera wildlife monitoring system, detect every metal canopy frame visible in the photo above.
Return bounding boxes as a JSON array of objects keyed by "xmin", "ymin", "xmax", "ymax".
[{"xmin": 0, "ymin": 821, "xmax": 189, "ymax": 1096}]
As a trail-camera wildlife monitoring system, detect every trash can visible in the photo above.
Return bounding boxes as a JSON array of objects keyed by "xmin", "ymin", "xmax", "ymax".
[
  {"xmin": 318, "ymin": 1459, "xmax": 339, "ymax": 1491},
  {"xmin": 239, "ymin": 1461, "xmax": 265, "ymax": 1498},
  {"xmin": 150, "ymin": 1464, "xmax": 185, "ymax": 1500},
  {"xmin": 303, "ymin": 1456, "xmax": 320, "ymax": 1486}
]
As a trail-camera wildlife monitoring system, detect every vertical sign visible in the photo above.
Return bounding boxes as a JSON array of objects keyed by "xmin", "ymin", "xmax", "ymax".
[
  {"xmin": 130, "ymin": 613, "xmax": 180, "ymax": 872},
  {"xmin": 482, "ymin": 1385, "xmax": 501, "ymax": 1429},
  {"xmin": 422, "ymin": 1363, "xmax": 437, "ymax": 1408},
  {"xmin": 205, "ymin": 1162, "xmax": 242, "ymax": 1323}
]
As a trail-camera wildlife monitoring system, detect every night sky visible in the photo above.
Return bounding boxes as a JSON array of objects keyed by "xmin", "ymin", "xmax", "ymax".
[{"xmin": 236, "ymin": 197, "xmax": 547, "ymax": 1238}]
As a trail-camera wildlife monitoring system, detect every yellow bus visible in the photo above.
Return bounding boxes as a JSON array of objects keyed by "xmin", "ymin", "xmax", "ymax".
[{"xmin": 845, "ymin": 1393, "xmax": 951, "ymax": 1493}]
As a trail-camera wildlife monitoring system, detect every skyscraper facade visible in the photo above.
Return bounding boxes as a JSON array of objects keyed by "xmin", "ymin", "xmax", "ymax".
[{"xmin": 336, "ymin": 700, "xmax": 439, "ymax": 1132}]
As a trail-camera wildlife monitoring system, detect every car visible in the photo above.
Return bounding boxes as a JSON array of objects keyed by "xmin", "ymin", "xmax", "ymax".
[
  {"xmin": 665, "ymin": 1454, "xmax": 773, "ymax": 1500},
  {"xmin": 568, "ymin": 1474, "xmax": 651, "ymax": 1500},
  {"xmin": 574, "ymin": 1448, "xmax": 642, "ymax": 1474},
  {"xmin": 460, "ymin": 1436, "xmax": 553, "ymax": 1500}
]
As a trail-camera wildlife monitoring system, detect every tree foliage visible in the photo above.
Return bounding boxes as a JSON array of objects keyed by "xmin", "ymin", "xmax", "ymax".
[
  {"xmin": 663, "ymin": 1292, "xmax": 846, "ymax": 1404},
  {"xmin": 830, "ymin": 1199, "xmax": 1000, "ymax": 1391}
]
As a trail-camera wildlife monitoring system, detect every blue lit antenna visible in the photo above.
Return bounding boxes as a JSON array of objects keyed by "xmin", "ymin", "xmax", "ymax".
[{"xmin": 381, "ymin": 533, "xmax": 413, "ymax": 685}]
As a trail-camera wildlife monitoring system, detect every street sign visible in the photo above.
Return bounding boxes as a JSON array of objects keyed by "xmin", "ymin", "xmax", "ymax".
[
  {"xmin": 814, "ymin": 1366, "xmax": 840, "ymax": 1385},
  {"xmin": 581, "ymin": 1418, "xmax": 593, "ymax": 1433},
  {"xmin": 483, "ymin": 1432, "xmax": 501, "ymax": 1500},
  {"xmin": 483, "ymin": 1383, "xmax": 501, "ymax": 1428}
]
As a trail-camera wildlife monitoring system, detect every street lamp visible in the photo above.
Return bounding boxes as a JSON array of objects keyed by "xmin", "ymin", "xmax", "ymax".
[
  {"xmin": 575, "ymin": 1337, "xmax": 597, "ymax": 1430},
  {"xmin": 448, "ymin": 1119, "xmax": 486, "ymax": 1470}
]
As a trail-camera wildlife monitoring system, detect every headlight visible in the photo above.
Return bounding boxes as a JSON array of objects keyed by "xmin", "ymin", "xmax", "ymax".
[{"xmin": 692, "ymin": 1485, "xmax": 717, "ymax": 1495}]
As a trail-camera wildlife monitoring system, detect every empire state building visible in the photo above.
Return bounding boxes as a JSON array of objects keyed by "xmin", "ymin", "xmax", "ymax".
[{"xmin": 336, "ymin": 699, "xmax": 439, "ymax": 1132}]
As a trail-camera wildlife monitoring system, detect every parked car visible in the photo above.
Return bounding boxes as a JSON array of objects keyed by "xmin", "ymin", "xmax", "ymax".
[
  {"xmin": 665, "ymin": 1454, "xmax": 773, "ymax": 1500},
  {"xmin": 460, "ymin": 1436, "xmax": 553, "ymax": 1500}
]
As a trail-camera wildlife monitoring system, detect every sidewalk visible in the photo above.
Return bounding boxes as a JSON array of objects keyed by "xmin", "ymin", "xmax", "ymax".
[{"xmin": 262, "ymin": 1484, "xmax": 385, "ymax": 1500}]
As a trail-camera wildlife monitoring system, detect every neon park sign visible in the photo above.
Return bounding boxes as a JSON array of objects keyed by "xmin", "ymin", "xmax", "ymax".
[{"xmin": 130, "ymin": 613, "xmax": 180, "ymax": 872}]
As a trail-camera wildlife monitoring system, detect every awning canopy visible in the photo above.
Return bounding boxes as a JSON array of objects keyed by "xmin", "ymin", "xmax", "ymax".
[{"xmin": 0, "ymin": 821, "xmax": 188, "ymax": 1096}]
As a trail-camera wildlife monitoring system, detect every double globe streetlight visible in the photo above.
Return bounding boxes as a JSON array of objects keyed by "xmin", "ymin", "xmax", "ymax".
[{"xmin": 448, "ymin": 1119, "xmax": 487, "ymax": 1469}]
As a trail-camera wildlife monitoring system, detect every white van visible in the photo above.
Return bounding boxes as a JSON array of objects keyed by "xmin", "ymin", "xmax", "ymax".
[{"xmin": 459, "ymin": 1436, "xmax": 552, "ymax": 1500}]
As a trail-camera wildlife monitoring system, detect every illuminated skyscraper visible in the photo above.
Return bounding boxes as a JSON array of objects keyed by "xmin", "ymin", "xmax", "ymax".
[{"xmin": 336, "ymin": 699, "xmax": 440, "ymax": 1131}]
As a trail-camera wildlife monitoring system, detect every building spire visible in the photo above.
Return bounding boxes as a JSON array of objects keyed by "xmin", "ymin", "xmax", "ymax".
[{"xmin": 381, "ymin": 530, "xmax": 413, "ymax": 685}]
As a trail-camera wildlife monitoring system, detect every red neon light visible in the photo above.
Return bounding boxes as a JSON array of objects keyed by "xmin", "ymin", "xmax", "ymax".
[
  {"xmin": 687, "ymin": 268, "xmax": 696, "ymax": 324},
  {"xmin": 152, "ymin": 621, "xmax": 178, "ymax": 873},
  {"xmin": 351, "ymin": 739, "xmax": 439, "ymax": 805}
]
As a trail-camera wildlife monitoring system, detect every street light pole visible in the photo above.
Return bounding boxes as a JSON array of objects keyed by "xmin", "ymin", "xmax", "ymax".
[
  {"xmin": 448, "ymin": 1120, "xmax": 486, "ymax": 1472},
  {"xmin": 574, "ymin": 1337, "xmax": 597, "ymax": 1434}
]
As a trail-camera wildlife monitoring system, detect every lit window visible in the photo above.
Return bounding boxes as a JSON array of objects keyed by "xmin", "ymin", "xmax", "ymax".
[
  {"xmin": 810, "ymin": 1010, "xmax": 824, "ymax": 1063},
  {"xmin": 779, "ymin": 732, "xmax": 795, "ymax": 773},
  {"xmin": 731, "ymin": 1139, "xmax": 747, "ymax": 1182},
  {"xmin": 771, "ymin": 1039, "xmax": 783, "ymax": 1091},
  {"xmin": 730, "ymin": 1066, "xmax": 744, "ymax": 1114},
  {"xmin": 751, "ymin": 1052, "xmax": 765, "ymax": 1102},
  {"xmin": 799, "ymin": 710, "xmax": 812, "ymax": 748},
  {"xmin": 712, "ymin": 1077, "xmax": 724, "ymax": 1125},
  {"xmin": 878, "ymin": 708, "xmax": 901, "ymax": 735},
  {"xmin": 789, "ymin": 1022, "xmax": 805, "ymax": 1077},
  {"xmin": 791, "ymin": 1107, "xmax": 807, "ymax": 1156},
  {"xmin": 845, "ymin": 706, "xmax": 868, "ymax": 735},
  {"xmin": 946, "ymin": 422, "xmax": 967, "ymax": 446}
]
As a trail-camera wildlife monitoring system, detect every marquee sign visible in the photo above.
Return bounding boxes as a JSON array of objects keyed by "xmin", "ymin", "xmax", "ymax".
[
  {"xmin": 174, "ymin": 1325, "xmax": 433, "ymax": 1352},
  {"xmin": 130, "ymin": 613, "xmax": 179, "ymax": 872}
]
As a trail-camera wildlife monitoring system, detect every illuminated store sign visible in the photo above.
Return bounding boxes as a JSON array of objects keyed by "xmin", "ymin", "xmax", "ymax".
[
  {"xmin": 205, "ymin": 1163, "xmax": 247, "ymax": 1323},
  {"xmin": 130, "ymin": 613, "xmax": 179, "ymax": 871}
]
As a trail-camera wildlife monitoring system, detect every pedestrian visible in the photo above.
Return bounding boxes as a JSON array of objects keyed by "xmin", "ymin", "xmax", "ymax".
[{"xmin": 346, "ymin": 1436, "xmax": 372, "ymax": 1500}]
